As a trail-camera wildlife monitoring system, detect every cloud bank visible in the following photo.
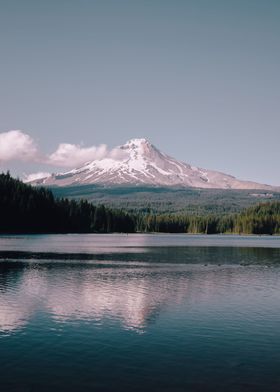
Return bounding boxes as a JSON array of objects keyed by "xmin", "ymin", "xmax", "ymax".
[
  {"xmin": 0, "ymin": 130, "xmax": 127, "ymax": 169},
  {"xmin": 48, "ymin": 143, "xmax": 126, "ymax": 167},
  {"xmin": 0, "ymin": 130, "xmax": 39, "ymax": 162}
]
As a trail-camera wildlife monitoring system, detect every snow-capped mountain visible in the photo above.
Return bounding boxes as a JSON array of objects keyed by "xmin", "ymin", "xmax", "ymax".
[{"xmin": 30, "ymin": 138, "xmax": 277, "ymax": 190}]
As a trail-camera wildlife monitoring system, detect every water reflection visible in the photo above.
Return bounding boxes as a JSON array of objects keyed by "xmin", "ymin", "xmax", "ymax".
[
  {"xmin": 1, "ymin": 260, "xmax": 279, "ymax": 335},
  {"xmin": 0, "ymin": 234, "xmax": 280, "ymax": 255},
  {"xmin": 0, "ymin": 262, "xmax": 190, "ymax": 333},
  {"xmin": 1, "ymin": 246, "xmax": 280, "ymax": 265},
  {"xmin": 1, "ymin": 242, "xmax": 280, "ymax": 392}
]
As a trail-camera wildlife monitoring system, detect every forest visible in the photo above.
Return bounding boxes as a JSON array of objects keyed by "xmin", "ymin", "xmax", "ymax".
[
  {"xmin": 0, "ymin": 173, "xmax": 135, "ymax": 233},
  {"xmin": 0, "ymin": 172, "xmax": 279, "ymax": 234},
  {"xmin": 135, "ymin": 202, "xmax": 280, "ymax": 235}
]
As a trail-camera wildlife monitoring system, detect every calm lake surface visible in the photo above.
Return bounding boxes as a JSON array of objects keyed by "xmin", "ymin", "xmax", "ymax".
[{"xmin": 1, "ymin": 234, "xmax": 280, "ymax": 391}]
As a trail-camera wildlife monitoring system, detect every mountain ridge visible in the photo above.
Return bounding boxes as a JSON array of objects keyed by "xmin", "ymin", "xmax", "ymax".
[{"xmin": 29, "ymin": 138, "xmax": 278, "ymax": 190}]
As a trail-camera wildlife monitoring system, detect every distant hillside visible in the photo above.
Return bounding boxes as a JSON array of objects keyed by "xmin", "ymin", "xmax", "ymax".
[{"xmin": 50, "ymin": 184, "xmax": 280, "ymax": 215}]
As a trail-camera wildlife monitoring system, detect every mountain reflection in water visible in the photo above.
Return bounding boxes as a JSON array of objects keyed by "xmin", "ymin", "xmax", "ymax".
[
  {"xmin": 0, "ymin": 262, "xmax": 189, "ymax": 333},
  {"xmin": 1, "ymin": 258, "xmax": 279, "ymax": 335},
  {"xmin": 1, "ymin": 238, "xmax": 280, "ymax": 392}
]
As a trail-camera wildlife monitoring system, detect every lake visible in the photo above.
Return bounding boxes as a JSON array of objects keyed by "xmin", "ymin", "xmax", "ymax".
[{"xmin": 0, "ymin": 234, "xmax": 280, "ymax": 391}]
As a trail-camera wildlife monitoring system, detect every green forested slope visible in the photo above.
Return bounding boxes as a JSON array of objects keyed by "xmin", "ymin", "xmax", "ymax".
[{"xmin": 50, "ymin": 184, "xmax": 280, "ymax": 215}]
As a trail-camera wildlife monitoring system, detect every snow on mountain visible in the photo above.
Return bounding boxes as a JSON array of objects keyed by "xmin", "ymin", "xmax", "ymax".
[{"xmin": 29, "ymin": 138, "xmax": 277, "ymax": 190}]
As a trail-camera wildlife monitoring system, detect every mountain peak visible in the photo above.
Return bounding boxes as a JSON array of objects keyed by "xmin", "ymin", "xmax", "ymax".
[
  {"xmin": 28, "ymin": 138, "xmax": 277, "ymax": 191},
  {"xmin": 125, "ymin": 138, "xmax": 151, "ymax": 145},
  {"xmin": 120, "ymin": 138, "xmax": 157, "ymax": 160},
  {"xmin": 122, "ymin": 138, "xmax": 153, "ymax": 151}
]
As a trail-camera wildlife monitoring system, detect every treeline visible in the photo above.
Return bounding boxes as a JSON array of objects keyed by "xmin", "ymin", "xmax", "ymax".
[
  {"xmin": 0, "ymin": 173, "xmax": 279, "ymax": 235},
  {"xmin": 232, "ymin": 202, "xmax": 280, "ymax": 235},
  {"xmin": 136, "ymin": 202, "xmax": 280, "ymax": 235},
  {"xmin": 0, "ymin": 173, "xmax": 135, "ymax": 233}
]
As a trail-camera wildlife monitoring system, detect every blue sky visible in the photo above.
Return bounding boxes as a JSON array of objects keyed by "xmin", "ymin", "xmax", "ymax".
[{"xmin": 0, "ymin": 0, "xmax": 279, "ymax": 185}]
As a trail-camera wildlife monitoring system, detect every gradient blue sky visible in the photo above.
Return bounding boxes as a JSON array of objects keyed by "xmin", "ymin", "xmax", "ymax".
[{"xmin": 0, "ymin": 0, "xmax": 279, "ymax": 185}]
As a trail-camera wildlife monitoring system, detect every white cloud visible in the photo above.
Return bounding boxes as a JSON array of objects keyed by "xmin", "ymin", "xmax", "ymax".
[
  {"xmin": 0, "ymin": 130, "xmax": 39, "ymax": 162},
  {"xmin": 48, "ymin": 143, "xmax": 109, "ymax": 167},
  {"xmin": 47, "ymin": 142, "xmax": 128, "ymax": 167},
  {"xmin": 23, "ymin": 172, "xmax": 51, "ymax": 183},
  {"xmin": 0, "ymin": 130, "xmax": 128, "ymax": 169}
]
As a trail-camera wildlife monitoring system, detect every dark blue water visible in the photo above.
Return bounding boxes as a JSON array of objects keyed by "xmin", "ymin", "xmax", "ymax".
[{"xmin": 0, "ymin": 234, "xmax": 280, "ymax": 391}]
